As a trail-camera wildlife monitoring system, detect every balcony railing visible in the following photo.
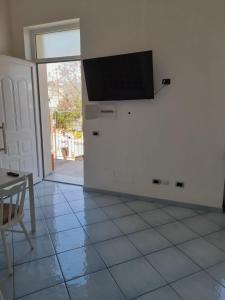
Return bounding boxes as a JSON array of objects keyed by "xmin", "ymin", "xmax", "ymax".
[
  {"xmin": 52, "ymin": 130, "xmax": 83, "ymax": 160},
  {"xmin": 50, "ymin": 109, "xmax": 83, "ymax": 160}
]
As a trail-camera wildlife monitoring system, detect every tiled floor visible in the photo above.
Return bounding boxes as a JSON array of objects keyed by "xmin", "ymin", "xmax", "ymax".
[
  {"xmin": 1, "ymin": 182, "xmax": 225, "ymax": 299},
  {"xmin": 46, "ymin": 159, "xmax": 84, "ymax": 185}
]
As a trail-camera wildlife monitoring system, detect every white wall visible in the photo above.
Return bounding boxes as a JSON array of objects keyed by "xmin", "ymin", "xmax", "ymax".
[
  {"xmin": 9, "ymin": 0, "xmax": 225, "ymax": 208},
  {"xmin": 0, "ymin": 0, "xmax": 11, "ymax": 54},
  {"xmin": 38, "ymin": 64, "xmax": 52, "ymax": 177}
]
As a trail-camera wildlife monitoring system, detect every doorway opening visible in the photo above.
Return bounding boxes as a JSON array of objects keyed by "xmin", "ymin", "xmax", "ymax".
[
  {"xmin": 24, "ymin": 19, "xmax": 83, "ymax": 185},
  {"xmin": 44, "ymin": 61, "xmax": 83, "ymax": 185}
]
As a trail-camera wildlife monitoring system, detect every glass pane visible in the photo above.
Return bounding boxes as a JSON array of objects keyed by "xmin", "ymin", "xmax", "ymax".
[{"xmin": 36, "ymin": 29, "xmax": 80, "ymax": 59}]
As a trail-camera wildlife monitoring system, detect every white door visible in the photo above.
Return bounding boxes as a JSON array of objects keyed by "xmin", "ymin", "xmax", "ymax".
[{"xmin": 0, "ymin": 56, "xmax": 42, "ymax": 183}]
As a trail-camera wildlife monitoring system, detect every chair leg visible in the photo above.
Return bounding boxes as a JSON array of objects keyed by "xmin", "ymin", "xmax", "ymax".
[
  {"xmin": 19, "ymin": 221, "xmax": 34, "ymax": 250},
  {"xmin": 1, "ymin": 230, "xmax": 13, "ymax": 276}
]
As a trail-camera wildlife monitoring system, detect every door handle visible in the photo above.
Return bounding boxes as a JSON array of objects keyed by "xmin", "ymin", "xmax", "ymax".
[{"xmin": 0, "ymin": 122, "xmax": 7, "ymax": 154}]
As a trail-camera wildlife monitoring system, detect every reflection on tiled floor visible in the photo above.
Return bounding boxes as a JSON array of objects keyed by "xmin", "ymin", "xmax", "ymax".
[{"xmin": 1, "ymin": 182, "xmax": 225, "ymax": 299}]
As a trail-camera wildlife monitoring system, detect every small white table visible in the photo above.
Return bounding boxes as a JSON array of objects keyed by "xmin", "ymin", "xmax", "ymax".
[{"xmin": 0, "ymin": 168, "xmax": 36, "ymax": 232}]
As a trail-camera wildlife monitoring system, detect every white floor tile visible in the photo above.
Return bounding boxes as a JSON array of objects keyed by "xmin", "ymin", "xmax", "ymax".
[
  {"xmin": 102, "ymin": 203, "xmax": 134, "ymax": 219},
  {"xmin": 58, "ymin": 245, "xmax": 105, "ymax": 281},
  {"xmin": 14, "ymin": 256, "xmax": 64, "ymax": 298},
  {"xmin": 128, "ymin": 228, "xmax": 171, "ymax": 255},
  {"xmin": 126, "ymin": 200, "xmax": 162, "ymax": 213},
  {"xmin": 46, "ymin": 214, "xmax": 81, "ymax": 233},
  {"xmin": 178, "ymin": 238, "xmax": 225, "ymax": 268},
  {"xmin": 114, "ymin": 215, "xmax": 149, "ymax": 234},
  {"xmin": 94, "ymin": 195, "xmax": 122, "ymax": 207},
  {"xmin": 84, "ymin": 221, "xmax": 122, "ymax": 243},
  {"xmin": 205, "ymin": 229, "xmax": 225, "ymax": 251},
  {"xmin": 95, "ymin": 236, "xmax": 141, "ymax": 266},
  {"xmin": 157, "ymin": 221, "xmax": 199, "ymax": 244},
  {"xmin": 182, "ymin": 215, "xmax": 221, "ymax": 236},
  {"xmin": 140, "ymin": 209, "xmax": 175, "ymax": 227},
  {"xmin": 163, "ymin": 206, "xmax": 197, "ymax": 220},
  {"xmin": 39, "ymin": 194, "xmax": 66, "ymax": 207},
  {"xmin": 51, "ymin": 227, "xmax": 90, "ymax": 253},
  {"xmin": 136, "ymin": 286, "xmax": 181, "ymax": 300},
  {"xmin": 207, "ymin": 261, "xmax": 225, "ymax": 288},
  {"xmin": 14, "ymin": 235, "xmax": 55, "ymax": 265},
  {"xmin": 110, "ymin": 257, "xmax": 166, "ymax": 299},
  {"xmin": 76, "ymin": 208, "xmax": 109, "ymax": 225},
  {"xmin": 146, "ymin": 247, "xmax": 200, "ymax": 282},
  {"xmin": 42, "ymin": 202, "xmax": 73, "ymax": 219},
  {"xmin": 172, "ymin": 271, "xmax": 225, "ymax": 300},
  {"xmin": 0, "ymin": 269, "xmax": 14, "ymax": 300},
  {"xmin": 67, "ymin": 269, "xmax": 125, "ymax": 300},
  {"xmin": 19, "ymin": 283, "xmax": 70, "ymax": 300}
]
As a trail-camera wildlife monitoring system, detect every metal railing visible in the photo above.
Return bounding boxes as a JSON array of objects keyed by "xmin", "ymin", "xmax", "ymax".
[
  {"xmin": 52, "ymin": 131, "xmax": 83, "ymax": 160},
  {"xmin": 50, "ymin": 111, "xmax": 83, "ymax": 160}
]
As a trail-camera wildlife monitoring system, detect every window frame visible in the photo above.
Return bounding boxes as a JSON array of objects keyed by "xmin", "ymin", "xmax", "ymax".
[{"xmin": 30, "ymin": 22, "xmax": 81, "ymax": 64}]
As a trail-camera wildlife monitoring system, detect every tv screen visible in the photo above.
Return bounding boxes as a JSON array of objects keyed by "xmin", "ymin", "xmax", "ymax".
[{"xmin": 83, "ymin": 51, "xmax": 154, "ymax": 101}]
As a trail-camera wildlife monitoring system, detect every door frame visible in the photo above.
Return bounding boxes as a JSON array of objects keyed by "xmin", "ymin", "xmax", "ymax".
[
  {"xmin": 37, "ymin": 59, "xmax": 84, "ymax": 181},
  {"xmin": 0, "ymin": 55, "xmax": 43, "ymax": 183},
  {"xmin": 24, "ymin": 19, "xmax": 83, "ymax": 182}
]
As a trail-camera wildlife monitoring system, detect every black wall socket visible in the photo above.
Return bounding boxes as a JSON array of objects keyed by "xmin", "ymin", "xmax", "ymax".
[
  {"xmin": 162, "ymin": 79, "xmax": 171, "ymax": 85},
  {"xmin": 153, "ymin": 179, "xmax": 161, "ymax": 185},
  {"xmin": 92, "ymin": 131, "xmax": 100, "ymax": 136},
  {"xmin": 176, "ymin": 182, "xmax": 184, "ymax": 188}
]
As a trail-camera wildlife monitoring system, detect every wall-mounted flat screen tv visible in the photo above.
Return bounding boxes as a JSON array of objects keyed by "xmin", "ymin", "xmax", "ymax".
[{"xmin": 83, "ymin": 50, "xmax": 154, "ymax": 101}]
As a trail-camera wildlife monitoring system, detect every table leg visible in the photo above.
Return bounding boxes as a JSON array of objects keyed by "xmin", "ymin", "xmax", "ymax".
[{"xmin": 28, "ymin": 174, "xmax": 36, "ymax": 232}]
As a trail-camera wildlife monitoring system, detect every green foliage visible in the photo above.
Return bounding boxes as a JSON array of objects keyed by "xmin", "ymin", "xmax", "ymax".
[
  {"xmin": 53, "ymin": 111, "xmax": 81, "ymax": 130},
  {"xmin": 48, "ymin": 61, "xmax": 83, "ymax": 133}
]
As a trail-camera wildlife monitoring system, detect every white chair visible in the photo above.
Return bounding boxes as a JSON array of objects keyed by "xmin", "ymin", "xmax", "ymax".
[
  {"xmin": 0, "ymin": 178, "xmax": 33, "ymax": 275},
  {"xmin": 0, "ymin": 290, "xmax": 4, "ymax": 300}
]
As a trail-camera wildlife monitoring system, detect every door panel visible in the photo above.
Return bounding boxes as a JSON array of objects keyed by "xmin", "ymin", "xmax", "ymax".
[
  {"xmin": 18, "ymin": 79, "xmax": 32, "ymax": 129},
  {"xmin": 0, "ymin": 56, "xmax": 41, "ymax": 182},
  {"xmin": 1, "ymin": 78, "xmax": 17, "ymax": 131}
]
